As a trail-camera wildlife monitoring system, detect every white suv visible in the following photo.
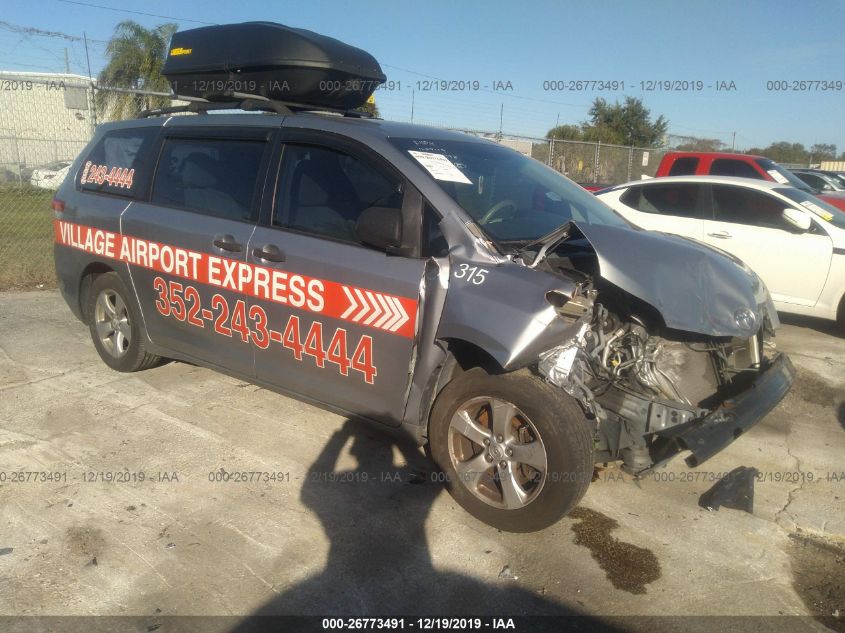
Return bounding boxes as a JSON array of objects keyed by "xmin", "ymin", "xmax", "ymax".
[{"xmin": 598, "ymin": 176, "xmax": 845, "ymax": 324}]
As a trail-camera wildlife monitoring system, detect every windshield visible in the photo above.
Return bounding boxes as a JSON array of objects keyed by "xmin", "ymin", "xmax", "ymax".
[
  {"xmin": 390, "ymin": 137, "xmax": 630, "ymax": 244},
  {"xmin": 756, "ymin": 158, "xmax": 813, "ymax": 192},
  {"xmin": 775, "ymin": 187, "xmax": 845, "ymax": 230},
  {"xmin": 818, "ymin": 172, "xmax": 845, "ymax": 191}
]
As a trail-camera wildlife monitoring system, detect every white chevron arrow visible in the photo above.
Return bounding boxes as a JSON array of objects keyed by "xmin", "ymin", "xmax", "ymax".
[
  {"xmin": 372, "ymin": 293, "xmax": 393, "ymax": 329},
  {"xmin": 362, "ymin": 291, "xmax": 383, "ymax": 325},
  {"xmin": 384, "ymin": 296, "xmax": 409, "ymax": 332},
  {"xmin": 340, "ymin": 286, "xmax": 357, "ymax": 319},
  {"xmin": 340, "ymin": 285, "xmax": 410, "ymax": 333}
]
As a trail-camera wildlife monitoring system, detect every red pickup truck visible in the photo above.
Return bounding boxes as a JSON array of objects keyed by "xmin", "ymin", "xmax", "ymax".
[{"xmin": 655, "ymin": 151, "xmax": 845, "ymax": 211}]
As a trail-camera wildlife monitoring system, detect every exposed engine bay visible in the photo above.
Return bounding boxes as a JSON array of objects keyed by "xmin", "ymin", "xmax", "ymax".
[{"xmin": 530, "ymin": 233, "xmax": 779, "ymax": 475}]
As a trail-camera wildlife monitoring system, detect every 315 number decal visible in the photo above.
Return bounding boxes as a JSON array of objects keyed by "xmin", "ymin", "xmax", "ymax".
[{"xmin": 453, "ymin": 263, "xmax": 488, "ymax": 285}]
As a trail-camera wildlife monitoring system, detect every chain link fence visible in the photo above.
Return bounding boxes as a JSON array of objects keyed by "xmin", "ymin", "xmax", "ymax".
[
  {"xmin": 0, "ymin": 70, "xmax": 666, "ymax": 290},
  {"xmin": 452, "ymin": 129, "xmax": 665, "ymax": 187},
  {"xmin": 0, "ymin": 73, "xmax": 95, "ymax": 288}
]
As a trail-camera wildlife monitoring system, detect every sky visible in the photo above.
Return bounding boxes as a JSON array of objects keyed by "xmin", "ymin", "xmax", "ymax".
[{"xmin": 1, "ymin": 0, "xmax": 844, "ymax": 151}]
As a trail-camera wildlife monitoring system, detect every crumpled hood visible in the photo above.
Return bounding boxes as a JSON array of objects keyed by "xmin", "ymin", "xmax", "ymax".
[{"xmin": 571, "ymin": 222, "xmax": 771, "ymax": 337}]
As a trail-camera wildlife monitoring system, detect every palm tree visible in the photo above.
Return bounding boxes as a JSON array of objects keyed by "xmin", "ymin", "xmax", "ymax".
[
  {"xmin": 96, "ymin": 21, "xmax": 177, "ymax": 121},
  {"xmin": 354, "ymin": 98, "xmax": 380, "ymax": 118}
]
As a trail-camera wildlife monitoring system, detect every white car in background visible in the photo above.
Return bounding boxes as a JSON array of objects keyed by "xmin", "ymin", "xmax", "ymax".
[
  {"xmin": 597, "ymin": 176, "xmax": 845, "ymax": 324},
  {"xmin": 30, "ymin": 160, "xmax": 72, "ymax": 189}
]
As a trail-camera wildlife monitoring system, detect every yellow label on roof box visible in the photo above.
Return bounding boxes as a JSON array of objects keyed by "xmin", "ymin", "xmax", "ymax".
[{"xmin": 170, "ymin": 47, "xmax": 193, "ymax": 56}]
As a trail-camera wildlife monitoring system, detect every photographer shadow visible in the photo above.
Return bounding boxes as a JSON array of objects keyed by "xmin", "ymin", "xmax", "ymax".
[{"xmin": 228, "ymin": 419, "xmax": 618, "ymax": 631}]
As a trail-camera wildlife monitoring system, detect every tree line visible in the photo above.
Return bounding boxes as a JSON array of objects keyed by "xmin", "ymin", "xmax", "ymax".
[{"xmin": 544, "ymin": 96, "xmax": 840, "ymax": 165}]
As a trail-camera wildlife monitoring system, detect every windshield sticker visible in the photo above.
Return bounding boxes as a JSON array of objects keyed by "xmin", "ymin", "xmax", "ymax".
[
  {"xmin": 799, "ymin": 200, "xmax": 833, "ymax": 221},
  {"xmin": 767, "ymin": 169, "xmax": 789, "ymax": 184},
  {"xmin": 408, "ymin": 150, "xmax": 472, "ymax": 184}
]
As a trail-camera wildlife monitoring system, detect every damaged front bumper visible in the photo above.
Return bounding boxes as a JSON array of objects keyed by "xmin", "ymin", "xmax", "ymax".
[{"xmin": 649, "ymin": 353, "xmax": 795, "ymax": 470}]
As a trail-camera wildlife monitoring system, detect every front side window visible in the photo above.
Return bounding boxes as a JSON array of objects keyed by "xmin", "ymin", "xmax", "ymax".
[
  {"xmin": 712, "ymin": 185, "xmax": 793, "ymax": 229},
  {"xmin": 151, "ymin": 138, "xmax": 266, "ymax": 222},
  {"xmin": 274, "ymin": 144, "xmax": 403, "ymax": 244},
  {"xmin": 389, "ymin": 137, "xmax": 629, "ymax": 245},
  {"xmin": 710, "ymin": 159, "xmax": 762, "ymax": 179},
  {"xmin": 79, "ymin": 127, "xmax": 158, "ymax": 198},
  {"xmin": 620, "ymin": 183, "xmax": 702, "ymax": 218},
  {"xmin": 423, "ymin": 203, "xmax": 449, "ymax": 257}
]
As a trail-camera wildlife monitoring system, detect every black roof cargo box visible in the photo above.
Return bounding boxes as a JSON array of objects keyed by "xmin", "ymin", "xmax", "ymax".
[{"xmin": 163, "ymin": 22, "xmax": 386, "ymax": 110}]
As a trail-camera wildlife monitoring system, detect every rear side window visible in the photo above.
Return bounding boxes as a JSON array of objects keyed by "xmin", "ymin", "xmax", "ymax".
[
  {"xmin": 710, "ymin": 159, "xmax": 762, "ymax": 179},
  {"xmin": 668, "ymin": 156, "xmax": 699, "ymax": 176},
  {"xmin": 151, "ymin": 138, "xmax": 266, "ymax": 222},
  {"xmin": 620, "ymin": 183, "xmax": 703, "ymax": 218},
  {"xmin": 78, "ymin": 127, "xmax": 158, "ymax": 198},
  {"xmin": 712, "ymin": 185, "xmax": 791, "ymax": 229}
]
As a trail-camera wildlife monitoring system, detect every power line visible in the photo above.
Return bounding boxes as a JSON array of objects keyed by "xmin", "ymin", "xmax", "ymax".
[
  {"xmin": 0, "ymin": 20, "xmax": 108, "ymax": 44},
  {"xmin": 53, "ymin": 0, "xmax": 217, "ymax": 25}
]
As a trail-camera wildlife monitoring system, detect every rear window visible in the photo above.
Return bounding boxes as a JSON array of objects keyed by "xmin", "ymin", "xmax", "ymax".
[
  {"xmin": 151, "ymin": 137, "xmax": 267, "ymax": 222},
  {"xmin": 667, "ymin": 156, "xmax": 698, "ymax": 176},
  {"xmin": 710, "ymin": 159, "xmax": 762, "ymax": 179},
  {"xmin": 78, "ymin": 127, "xmax": 158, "ymax": 198}
]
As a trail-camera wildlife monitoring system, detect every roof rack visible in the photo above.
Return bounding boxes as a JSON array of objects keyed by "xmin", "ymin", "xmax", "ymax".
[{"xmin": 138, "ymin": 92, "xmax": 374, "ymax": 119}]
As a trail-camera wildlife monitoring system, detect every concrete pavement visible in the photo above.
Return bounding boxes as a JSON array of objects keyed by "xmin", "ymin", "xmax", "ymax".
[{"xmin": 0, "ymin": 290, "xmax": 843, "ymax": 631}]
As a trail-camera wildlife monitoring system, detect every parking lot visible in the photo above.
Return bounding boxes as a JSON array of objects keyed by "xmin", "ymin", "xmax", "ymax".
[{"xmin": 1, "ymin": 289, "xmax": 843, "ymax": 631}]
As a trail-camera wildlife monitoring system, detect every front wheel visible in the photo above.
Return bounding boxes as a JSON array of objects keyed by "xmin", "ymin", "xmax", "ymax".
[{"xmin": 429, "ymin": 368, "xmax": 594, "ymax": 532}]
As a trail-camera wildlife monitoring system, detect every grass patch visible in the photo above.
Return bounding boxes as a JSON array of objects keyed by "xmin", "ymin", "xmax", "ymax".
[{"xmin": 0, "ymin": 186, "xmax": 57, "ymax": 290}]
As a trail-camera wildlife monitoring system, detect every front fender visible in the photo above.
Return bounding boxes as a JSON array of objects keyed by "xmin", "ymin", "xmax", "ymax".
[{"xmin": 435, "ymin": 260, "xmax": 581, "ymax": 370}]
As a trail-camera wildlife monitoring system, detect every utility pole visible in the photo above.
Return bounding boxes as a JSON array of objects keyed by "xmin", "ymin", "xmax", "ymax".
[
  {"xmin": 83, "ymin": 32, "xmax": 92, "ymax": 81},
  {"xmin": 410, "ymin": 87, "xmax": 415, "ymax": 123},
  {"xmin": 497, "ymin": 103, "xmax": 503, "ymax": 141},
  {"xmin": 64, "ymin": 48, "xmax": 70, "ymax": 73},
  {"xmin": 731, "ymin": 131, "xmax": 736, "ymax": 150},
  {"xmin": 83, "ymin": 32, "xmax": 96, "ymax": 131}
]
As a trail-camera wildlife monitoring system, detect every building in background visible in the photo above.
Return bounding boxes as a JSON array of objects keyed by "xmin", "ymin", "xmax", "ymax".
[{"xmin": 0, "ymin": 71, "xmax": 94, "ymax": 182}]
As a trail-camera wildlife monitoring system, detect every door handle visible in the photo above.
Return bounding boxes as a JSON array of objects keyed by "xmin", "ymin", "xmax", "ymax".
[
  {"xmin": 252, "ymin": 244, "xmax": 286, "ymax": 263},
  {"xmin": 212, "ymin": 234, "xmax": 243, "ymax": 252},
  {"xmin": 707, "ymin": 231, "xmax": 732, "ymax": 239}
]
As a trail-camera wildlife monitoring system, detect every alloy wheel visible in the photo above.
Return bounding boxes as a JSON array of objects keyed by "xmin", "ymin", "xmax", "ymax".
[{"xmin": 447, "ymin": 396, "xmax": 548, "ymax": 510}]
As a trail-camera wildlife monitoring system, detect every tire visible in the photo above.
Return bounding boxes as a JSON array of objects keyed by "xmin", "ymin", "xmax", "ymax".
[
  {"xmin": 838, "ymin": 295, "xmax": 845, "ymax": 330},
  {"xmin": 86, "ymin": 272, "xmax": 160, "ymax": 372},
  {"xmin": 429, "ymin": 368, "xmax": 594, "ymax": 532}
]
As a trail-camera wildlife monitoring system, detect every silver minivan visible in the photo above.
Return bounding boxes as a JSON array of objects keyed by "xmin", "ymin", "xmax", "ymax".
[{"xmin": 53, "ymin": 99, "xmax": 794, "ymax": 533}]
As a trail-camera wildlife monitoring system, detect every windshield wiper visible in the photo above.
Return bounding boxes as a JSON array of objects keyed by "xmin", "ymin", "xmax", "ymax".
[{"xmin": 516, "ymin": 221, "xmax": 574, "ymax": 267}]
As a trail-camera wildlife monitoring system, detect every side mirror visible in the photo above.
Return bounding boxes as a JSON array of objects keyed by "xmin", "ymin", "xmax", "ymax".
[
  {"xmin": 356, "ymin": 206, "xmax": 403, "ymax": 252},
  {"xmin": 782, "ymin": 207, "xmax": 812, "ymax": 231}
]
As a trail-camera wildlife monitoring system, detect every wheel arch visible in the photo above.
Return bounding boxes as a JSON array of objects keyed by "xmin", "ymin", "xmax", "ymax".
[
  {"xmin": 78, "ymin": 261, "xmax": 116, "ymax": 319},
  {"xmin": 417, "ymin": 338, "xmax": 507, "ymax": 437}
]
